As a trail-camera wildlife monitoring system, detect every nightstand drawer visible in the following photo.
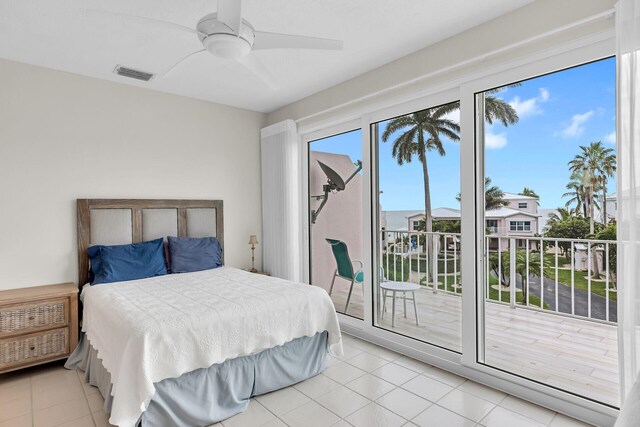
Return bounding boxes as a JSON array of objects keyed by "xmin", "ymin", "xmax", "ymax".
[
  {"xmin": 0, "ymin": 298, "xmax": 68, "ymax": 336},
  {"xmin": 0, "ymin": 327, "xmax": 69, "ymax": 370}
]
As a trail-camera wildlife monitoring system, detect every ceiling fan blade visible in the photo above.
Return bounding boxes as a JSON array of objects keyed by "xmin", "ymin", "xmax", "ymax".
[
  {"xmin": 216, "ymin": 0, "xmax": 242, "ymax": 35},
  {"xmin": 85, "ymin": 9, "xmax": 207, "ymax": 37},
  {"xmin": 253, "ymin": 31, "xmax": 343, "ymax": 51},
  {"xmin": 161, "ymin": 49, "xmax": 207, "ymax": 77},
  {"xmin": 236, "ymin": 55, "xmax": 278, "ymax": 89}
]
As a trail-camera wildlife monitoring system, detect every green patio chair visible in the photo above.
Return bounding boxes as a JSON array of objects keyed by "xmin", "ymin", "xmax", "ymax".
[{"xmin": 326, "ymin": 238, "xmax": 364, "ymax": 313}]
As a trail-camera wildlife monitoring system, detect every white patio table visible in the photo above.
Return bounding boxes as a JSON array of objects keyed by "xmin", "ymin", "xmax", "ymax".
[{"xmin": 380, "ymin": 281, "xmax": 420, "ymax": 328}]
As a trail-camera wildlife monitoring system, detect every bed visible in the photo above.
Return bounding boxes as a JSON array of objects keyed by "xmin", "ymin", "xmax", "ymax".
[{"xmin": 65, "ymin": 199, "xmax": 343, "ymax": 427}]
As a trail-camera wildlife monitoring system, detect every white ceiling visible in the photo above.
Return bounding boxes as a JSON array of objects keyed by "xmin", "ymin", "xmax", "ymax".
[{"xmin": 0, "ymin": 0, "xmax": 533, "ymax": 112}]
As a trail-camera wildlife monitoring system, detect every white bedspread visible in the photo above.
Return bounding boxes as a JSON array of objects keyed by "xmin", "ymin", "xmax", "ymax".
[{"xmin": 81, "ymin": 267, "xmax": 343, "ymax": 427}]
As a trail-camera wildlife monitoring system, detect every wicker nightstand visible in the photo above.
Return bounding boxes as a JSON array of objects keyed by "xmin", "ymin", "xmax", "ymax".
[{"xmin": 0, "ymin": 283, "xmax": 78, "ymax": 374}]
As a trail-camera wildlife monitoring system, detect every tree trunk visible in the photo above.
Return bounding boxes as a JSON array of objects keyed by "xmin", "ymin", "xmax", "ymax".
[
  {"xmin": 602, "ymin": 186, "xmax": 608, "ymax": 226},
  {"xmin": 591, "ymin": 244, "xmax": 601, "ymax": 280},
  {"xmin": 421, "ymin": 155, "xmax": 433, "ymax": 284},
  {"xmin": 589, "ymin": 185, "xmax": 595, "ymax": 234}
]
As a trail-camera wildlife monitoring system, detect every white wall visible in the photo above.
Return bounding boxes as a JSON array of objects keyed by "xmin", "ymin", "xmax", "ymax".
[{"xmin": 0, "ymin": 59, "xmax": 266, "ymax": 290}]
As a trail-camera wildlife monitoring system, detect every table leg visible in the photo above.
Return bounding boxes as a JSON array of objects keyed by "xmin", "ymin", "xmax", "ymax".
[
  {"xmin": 391, "ymin": 291, "xmax": 396, "ymax": 328},
  {"xmin": 381, "ymin": 289, "xmax": 387, "ymax": 319},
  {"xmin": 412, "ymin": 291, "xmax": 419, "ymax": 326},
  {"xmin": 403, "ymin": 292, "xmax": 407, "ymax": 318}
]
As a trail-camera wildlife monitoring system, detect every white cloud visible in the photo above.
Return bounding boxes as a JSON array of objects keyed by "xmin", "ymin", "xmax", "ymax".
[
  {"xmin": 486, "ymin": 131, "xmax": 508, "ymax": 149},
  {"xmin": 508, "ymin": 87, "xmax": 550, "ymax": 118},
  {"xmin": 605, "ymin": 131, "xmax": 616, "ymax": 144},
  {"xmin": 561, "ymin": 111, "xmax": 594, "ymax": 138},
  {"xmin": 539, "ymin": 88, "xmax": 550, "ymax": 101}
]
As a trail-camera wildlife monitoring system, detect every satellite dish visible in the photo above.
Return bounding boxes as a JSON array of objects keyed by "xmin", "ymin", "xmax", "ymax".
[
  {"xmin": 311, "ymin": 159, "xmax": 362, "ymax": 224},
  {"xmin": 318, "ymin": 161, "xmax": 346, "ymax": 191}
]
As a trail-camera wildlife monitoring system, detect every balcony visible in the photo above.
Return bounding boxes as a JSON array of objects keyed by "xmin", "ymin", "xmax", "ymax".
[{"xmin": 328, "ymin": 230, "xmax": 619, "ymax": 407}]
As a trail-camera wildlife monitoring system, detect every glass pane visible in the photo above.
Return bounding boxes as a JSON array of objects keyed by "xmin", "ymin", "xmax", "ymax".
[
  {"xmin": 478, "ymin": 57, "xmax": 619, "ymax": 406},
  {"xmin": 372, "ymin": 101, "xmax": 462, "ymax": 352},
  {"xmin": 309, "ymin": 129, "xmax": 364, "ymax": 319}
]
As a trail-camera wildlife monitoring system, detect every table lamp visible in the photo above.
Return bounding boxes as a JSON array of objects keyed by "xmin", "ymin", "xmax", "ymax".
[{"xmin": 248, "ymin": 235, "xmax": 258, "ymax": 272}]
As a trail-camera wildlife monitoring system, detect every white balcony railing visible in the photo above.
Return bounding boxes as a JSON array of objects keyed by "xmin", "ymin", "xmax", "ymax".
[{"xmin": 380, "ymin": 230, "xmax": 617, "ymax": 324}]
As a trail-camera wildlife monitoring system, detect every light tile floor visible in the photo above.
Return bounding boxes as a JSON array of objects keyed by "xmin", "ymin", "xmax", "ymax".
[{"xmin": 0, "ymin": 334, "xmax": 595, "ymax": 427}]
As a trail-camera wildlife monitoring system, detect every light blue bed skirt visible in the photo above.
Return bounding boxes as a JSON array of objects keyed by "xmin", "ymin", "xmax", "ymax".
[{"xmin": 65, "ymin": 331, "xmax": 329, "ymax": 427}]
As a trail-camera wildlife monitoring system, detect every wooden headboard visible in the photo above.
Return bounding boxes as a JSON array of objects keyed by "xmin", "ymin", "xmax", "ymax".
[{"xmin": 77, "ymin": 199, "xmax": 224, "ymax": 286}]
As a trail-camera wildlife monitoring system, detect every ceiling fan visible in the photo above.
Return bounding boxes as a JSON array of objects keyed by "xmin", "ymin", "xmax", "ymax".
[{"xmin": 90, "ymin": 0, "xmax": 344, "ymax": 89}]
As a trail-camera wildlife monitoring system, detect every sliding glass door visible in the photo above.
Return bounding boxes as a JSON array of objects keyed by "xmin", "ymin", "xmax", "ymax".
[
  {"xmin": 308, "ymin": 129, "xmax": 364, "ymax": 320},
  {"xmin": 301, "ymin": 38, "xmax": 619, "ymax": 423},
  {"xmin": 370, "ymin": 100, "xmax": 463, "ymax": 353},
  {"xmin": 476, "ymin": 57, "xmax": 619, "ymax": 406}
]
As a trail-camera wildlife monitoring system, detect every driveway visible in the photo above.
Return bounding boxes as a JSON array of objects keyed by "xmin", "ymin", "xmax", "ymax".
[{"xmin": 513, "ymin": 275, "xmax": 617, "ymax": 322}]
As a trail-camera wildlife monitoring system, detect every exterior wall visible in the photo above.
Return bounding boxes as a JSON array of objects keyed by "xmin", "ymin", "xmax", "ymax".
[
  {"xmin": 505, "ymin": 198, "xmax": 537, "ymax": 214},
  {"xmin": 310, "ymin": 151, "xmax": 363, "ymax": 292},
  {"xmin": 495, "ymin": 215, "xmax": 538, "ymax": 236},
  {"xmin": 408, "ymin": 214, "xmax": 425, "ymax": 231}
]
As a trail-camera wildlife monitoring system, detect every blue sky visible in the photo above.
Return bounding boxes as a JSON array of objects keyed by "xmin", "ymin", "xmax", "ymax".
[{"xmin": 310, "ymin": 57, "xmax": 616, "ymax": 211}]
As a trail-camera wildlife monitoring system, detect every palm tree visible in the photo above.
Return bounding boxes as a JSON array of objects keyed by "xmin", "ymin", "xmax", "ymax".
[
  {"xmin": 568, "ymin": 141, "xmax": 615, "ymax": 230},
  {"xmin": 381, "ymin": 103, "xmax": 460, "ymax": 280},
  {"xmin": 451, "ymin": 85, "xmax": 520, "ymax": 127},
  {"xmin": 488, "ymin": 250, "xmax": 550, "ymax": 303},
  {"xmin": 562, "ymin": 171, "xmax": 592, "ymax": 218},
  {"xmin": 456, "ymin": 177, "xmax": 508, "ymax": 210},
  {"xmin": 484, "ymin": 178, "xmax": 509, "ymax": 210},
  {"xmin": 546, "ymin": 207, "xmax": 574, "ymax": 225},
  {"xmin": 483, "ymin": 88, "xmax": 520, "ymax": 126},
  {"xmin": 381, "ymin": 103, "xmax": 460, "ymax": 238},
  {"xmin": 568, "ymin": 141, "xmax": 615, "ymax": 279},
  {"xmin": 595, "ymin": 147, "xmax": 616, "ymax": 225},
  {"xmin": 519, "ymin": 187, "xmax": 540, "ymax": 206},
  {"xmin": 382, "ymin": 96, "xmax": 518, "ymax": 280}
]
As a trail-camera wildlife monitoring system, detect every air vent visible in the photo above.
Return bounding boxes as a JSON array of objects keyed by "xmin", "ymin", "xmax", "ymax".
[{"xmin": 113, "ymin": 65, "xmax": 154, "ymax": 82}]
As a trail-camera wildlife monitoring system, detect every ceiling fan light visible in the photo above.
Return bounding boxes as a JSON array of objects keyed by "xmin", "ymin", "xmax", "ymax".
[{"xmin": 203, "ymin": 34, "xmax": 251, "ymax": 59}]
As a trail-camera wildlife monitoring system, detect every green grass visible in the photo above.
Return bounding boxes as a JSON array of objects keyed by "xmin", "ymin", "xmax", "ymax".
[
  {"xmin": 542, "ymin": 253, "xmax": 617, "ymax": 302},
  {"xmin": 407, "ymin": 253, "xmax": 459, "ymax": 273}
]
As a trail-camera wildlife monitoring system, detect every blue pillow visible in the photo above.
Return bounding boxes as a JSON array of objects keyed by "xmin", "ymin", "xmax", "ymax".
[
  {"xmin": 168, "ymin": 236, "xmax": 223, "ymax": 273},
  {"xmin": 88, "ymin": 238, "xmax": 167, "ymax": 285}
]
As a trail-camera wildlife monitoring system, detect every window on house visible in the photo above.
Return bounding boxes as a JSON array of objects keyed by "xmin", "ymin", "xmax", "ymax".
[
  {"xmin": 412, "ymin": 220, "xmax": 421, "ymax": 230},
  {"xmin": 518, "ymin": 202, "xmax": 528, "ymax": 209},
  {"xmin": 509, "ymin": 220, "xmax": 530, "ymax": 231},
  {"xmin": 486, "ymin": 220, "xmax": 498, "ymax": 231}
]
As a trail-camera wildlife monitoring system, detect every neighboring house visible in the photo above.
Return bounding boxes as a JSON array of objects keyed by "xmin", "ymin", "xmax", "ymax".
[
  {"xmin": 402, "ymin": 193, "xmax": 541, "ymax": 249},
  {"xmin": 407, "ymin": 208, "xmax": 461, "ymax": 231}
]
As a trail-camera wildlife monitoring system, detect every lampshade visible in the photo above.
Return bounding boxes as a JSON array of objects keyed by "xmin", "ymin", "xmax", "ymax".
[{"xmin": 248, "ymin": 235, "xmax": 258, "ymax": 245}]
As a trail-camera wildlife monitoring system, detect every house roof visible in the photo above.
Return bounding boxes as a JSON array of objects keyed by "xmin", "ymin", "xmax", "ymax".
[
  {"xmin": 485, "ymin": 207, "xmax": 540, "ymax": 218},
  {"xmin": 432, "ymin": 207, "xmax": 462, "ymax": 219},
  {"xmin": 408, "ymin": 208, "xmax": 461, "ymax": 220},
  {"xmin": 407, "ymin": 206, "xmax": 538, "ymax": 220},
  {"xmin": 502, "ymin": 192, "xmax": 538, "ymax": 200}
]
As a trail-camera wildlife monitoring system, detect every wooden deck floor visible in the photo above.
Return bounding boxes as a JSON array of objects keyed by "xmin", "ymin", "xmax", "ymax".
[{"xmin": 327, "ymin": 282, "xmax": 619, "ymax": 407}]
